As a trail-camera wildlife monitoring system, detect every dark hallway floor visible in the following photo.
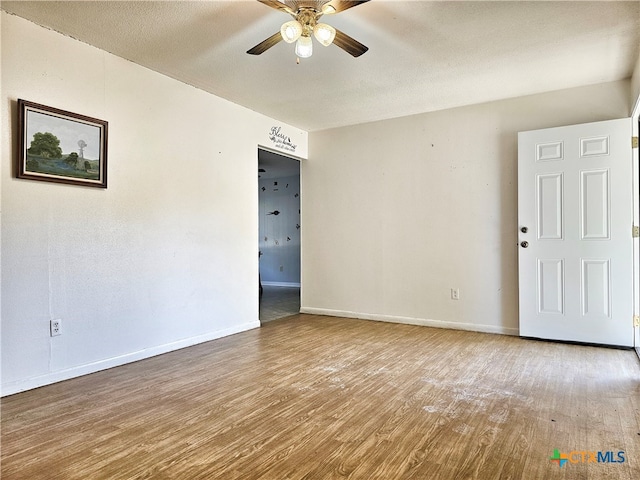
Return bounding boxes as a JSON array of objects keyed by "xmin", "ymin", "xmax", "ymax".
[{"xmin": 259, "ymin": 285, "xmax": 300, "ymax": 323}]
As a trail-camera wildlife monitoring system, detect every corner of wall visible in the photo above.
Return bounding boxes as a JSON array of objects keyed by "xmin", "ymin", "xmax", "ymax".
[{"xmin": 631, "ymin": 50, "xmax": 640, "ymax": 113}]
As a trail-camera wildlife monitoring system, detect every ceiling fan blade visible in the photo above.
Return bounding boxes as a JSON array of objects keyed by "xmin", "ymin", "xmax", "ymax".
[
  {"xmin": 257, "ymin": 0, "xmax": 296, "ymax": 15},
  {"xmin": 321, "ymin": 0, "xmax": 370, "ymax": 14},
  {"xmin": 333, "ymin": 28, "xmax": 368, "ymax": 57},
  {"xmin": 247, "ymin": 32, "xmax": 283, "ymax": 55}
]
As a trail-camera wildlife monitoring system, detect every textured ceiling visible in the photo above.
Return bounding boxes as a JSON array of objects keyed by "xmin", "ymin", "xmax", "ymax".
[{"xmin": 2, "ymin": 1, "xmax": 639, "ymax": 132}]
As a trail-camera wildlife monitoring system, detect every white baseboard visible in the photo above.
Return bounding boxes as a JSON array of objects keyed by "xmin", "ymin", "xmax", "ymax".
[
  {"xmin": 299, "ymin": 307, "xmax": 519, "ymax": 336},
  {"xmin": 1, "ymin": 321, "xmax": 260, "ymax": 397},
  {"xmin": 261, "ymin": 281, "xmax": 301, "ymax": 288}
]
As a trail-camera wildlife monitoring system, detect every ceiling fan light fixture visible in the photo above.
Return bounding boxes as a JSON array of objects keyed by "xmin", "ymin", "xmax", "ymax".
[
  {"xmin": 249, "ymin": 0, "xmax": 369, "ymax": 58},
  {"xmin": 295, "ymin": 35, "xmax": 313, "ymax": 58},
  {"xmin": 313, "ymin": 23, "xmax": 336, "ymax": 46},
  {"xmin": 281, "ymin": 20, "xmax": 302, "ymax": 43}
]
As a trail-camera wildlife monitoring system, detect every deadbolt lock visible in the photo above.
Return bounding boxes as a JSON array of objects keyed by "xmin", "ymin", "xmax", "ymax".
[
  {"xmin": 521, "ymin": 226, "xmax": 528, "ymax": 233},
  {"xmin": 520, "ymin": 241, "xmax": 529, "ymax": 248}
]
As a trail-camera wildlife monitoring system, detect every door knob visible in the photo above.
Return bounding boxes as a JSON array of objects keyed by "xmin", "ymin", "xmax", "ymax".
[
  {"xmin": 520, "ymin": 241, "xmax": 529, "ymax": 248},
  {"xmin": 521, "ymin": 226, "xmax": 528, "ymax": 233}
]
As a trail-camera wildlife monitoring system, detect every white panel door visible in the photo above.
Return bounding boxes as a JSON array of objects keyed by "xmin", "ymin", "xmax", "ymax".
[{"xmin": 518, "ymin": 118, "xmax": 633, "ymax": 347}]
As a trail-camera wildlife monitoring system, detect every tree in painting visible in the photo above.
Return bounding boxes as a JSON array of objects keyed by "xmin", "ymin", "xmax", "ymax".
[
  {"xmin": 65, "ymin": 152, "xmax": 79, "ymax": 167},
  {"xmin": 27, "ymin": 132, "xmax": 63, "ymax": 158}
]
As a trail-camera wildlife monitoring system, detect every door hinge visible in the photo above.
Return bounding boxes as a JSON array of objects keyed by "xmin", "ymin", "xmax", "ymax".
[
  {"xmin": 633, "ymin": 136, "xmax": 638, "ymax": 149},
  {"xmin": 633, "ymin": 225, "xmax": 639, "ymax": 238},
  {"xmin": 634, "ymin": 315, "xmax": 640, "ymax": 327}
]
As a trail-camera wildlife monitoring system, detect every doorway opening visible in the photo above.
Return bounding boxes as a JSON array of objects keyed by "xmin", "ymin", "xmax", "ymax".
[{"xmin": 258, "ymin": 148, "xmax": 301, "ymax": 322}]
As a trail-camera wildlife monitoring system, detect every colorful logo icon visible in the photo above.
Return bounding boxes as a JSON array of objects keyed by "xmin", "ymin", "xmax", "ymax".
[{"xmin": 550, "ymin": 449, "xmax": 568, "ymax": 467}]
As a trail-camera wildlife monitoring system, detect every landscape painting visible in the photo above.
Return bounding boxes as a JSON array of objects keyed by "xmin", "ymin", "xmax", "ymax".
[{"xmin": 18, "ymin": 99, "xmax": 108, "ymax": 188}]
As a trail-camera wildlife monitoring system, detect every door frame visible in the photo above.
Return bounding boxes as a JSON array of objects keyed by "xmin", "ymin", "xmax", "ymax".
[
  {"xmin": 633, "ymin": 99, "xmax": 640, "ymax": 358},
  {"xmin": 257, "ymin": 146, "xmax": 302, "ymax": 322}
]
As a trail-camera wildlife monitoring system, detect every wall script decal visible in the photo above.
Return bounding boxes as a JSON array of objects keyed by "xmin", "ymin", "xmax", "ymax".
[{"xmin": 268, "ymin": 126, "xmax": 297, "ymax": 153}]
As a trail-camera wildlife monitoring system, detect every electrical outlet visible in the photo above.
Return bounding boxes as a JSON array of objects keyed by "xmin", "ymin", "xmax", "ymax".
[
  {"xmin": 451, "ymin": 288, "xmax": 460, "ymax": 300},
  {"xmin": 50, "ymin": 319, "xmax": 62, "ymax": 336}
]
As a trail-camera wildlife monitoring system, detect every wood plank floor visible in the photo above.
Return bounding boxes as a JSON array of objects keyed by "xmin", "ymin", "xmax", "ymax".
[{"xmin": 2, "ymin": 314, "xmax": 639, "ymax": 479}]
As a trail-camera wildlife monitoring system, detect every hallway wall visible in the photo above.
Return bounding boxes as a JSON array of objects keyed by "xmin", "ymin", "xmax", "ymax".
[{"xmin": 259, "ymin": 174, "xmax": 301, "ymax": 286}]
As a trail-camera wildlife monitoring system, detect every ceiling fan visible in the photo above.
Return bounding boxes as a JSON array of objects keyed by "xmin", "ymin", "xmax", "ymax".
[{"xmin": 247, "ymin": 0, "xmax": 370, "ymax": 59}]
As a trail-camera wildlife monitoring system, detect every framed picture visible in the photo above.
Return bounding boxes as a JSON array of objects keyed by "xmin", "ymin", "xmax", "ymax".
[{"xmin": 18, "ymin": 99, "xmax": 108, "ymax": 188}]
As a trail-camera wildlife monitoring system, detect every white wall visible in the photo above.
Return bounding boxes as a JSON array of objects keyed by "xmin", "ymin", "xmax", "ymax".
[
  {"xmin": 632, "ymin": 49, "xmax": 640, "ymax": 111},
  {"xmin": 259, "ymin": 174, "xmax": 301, "ymax": 286},
  {"xmin": 302, "ymin": 80, "xmax": 631, "ymax": 335},
  {"xmin": 0, "ymin": 13, "xmax": 307, "ymax": 396}
]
